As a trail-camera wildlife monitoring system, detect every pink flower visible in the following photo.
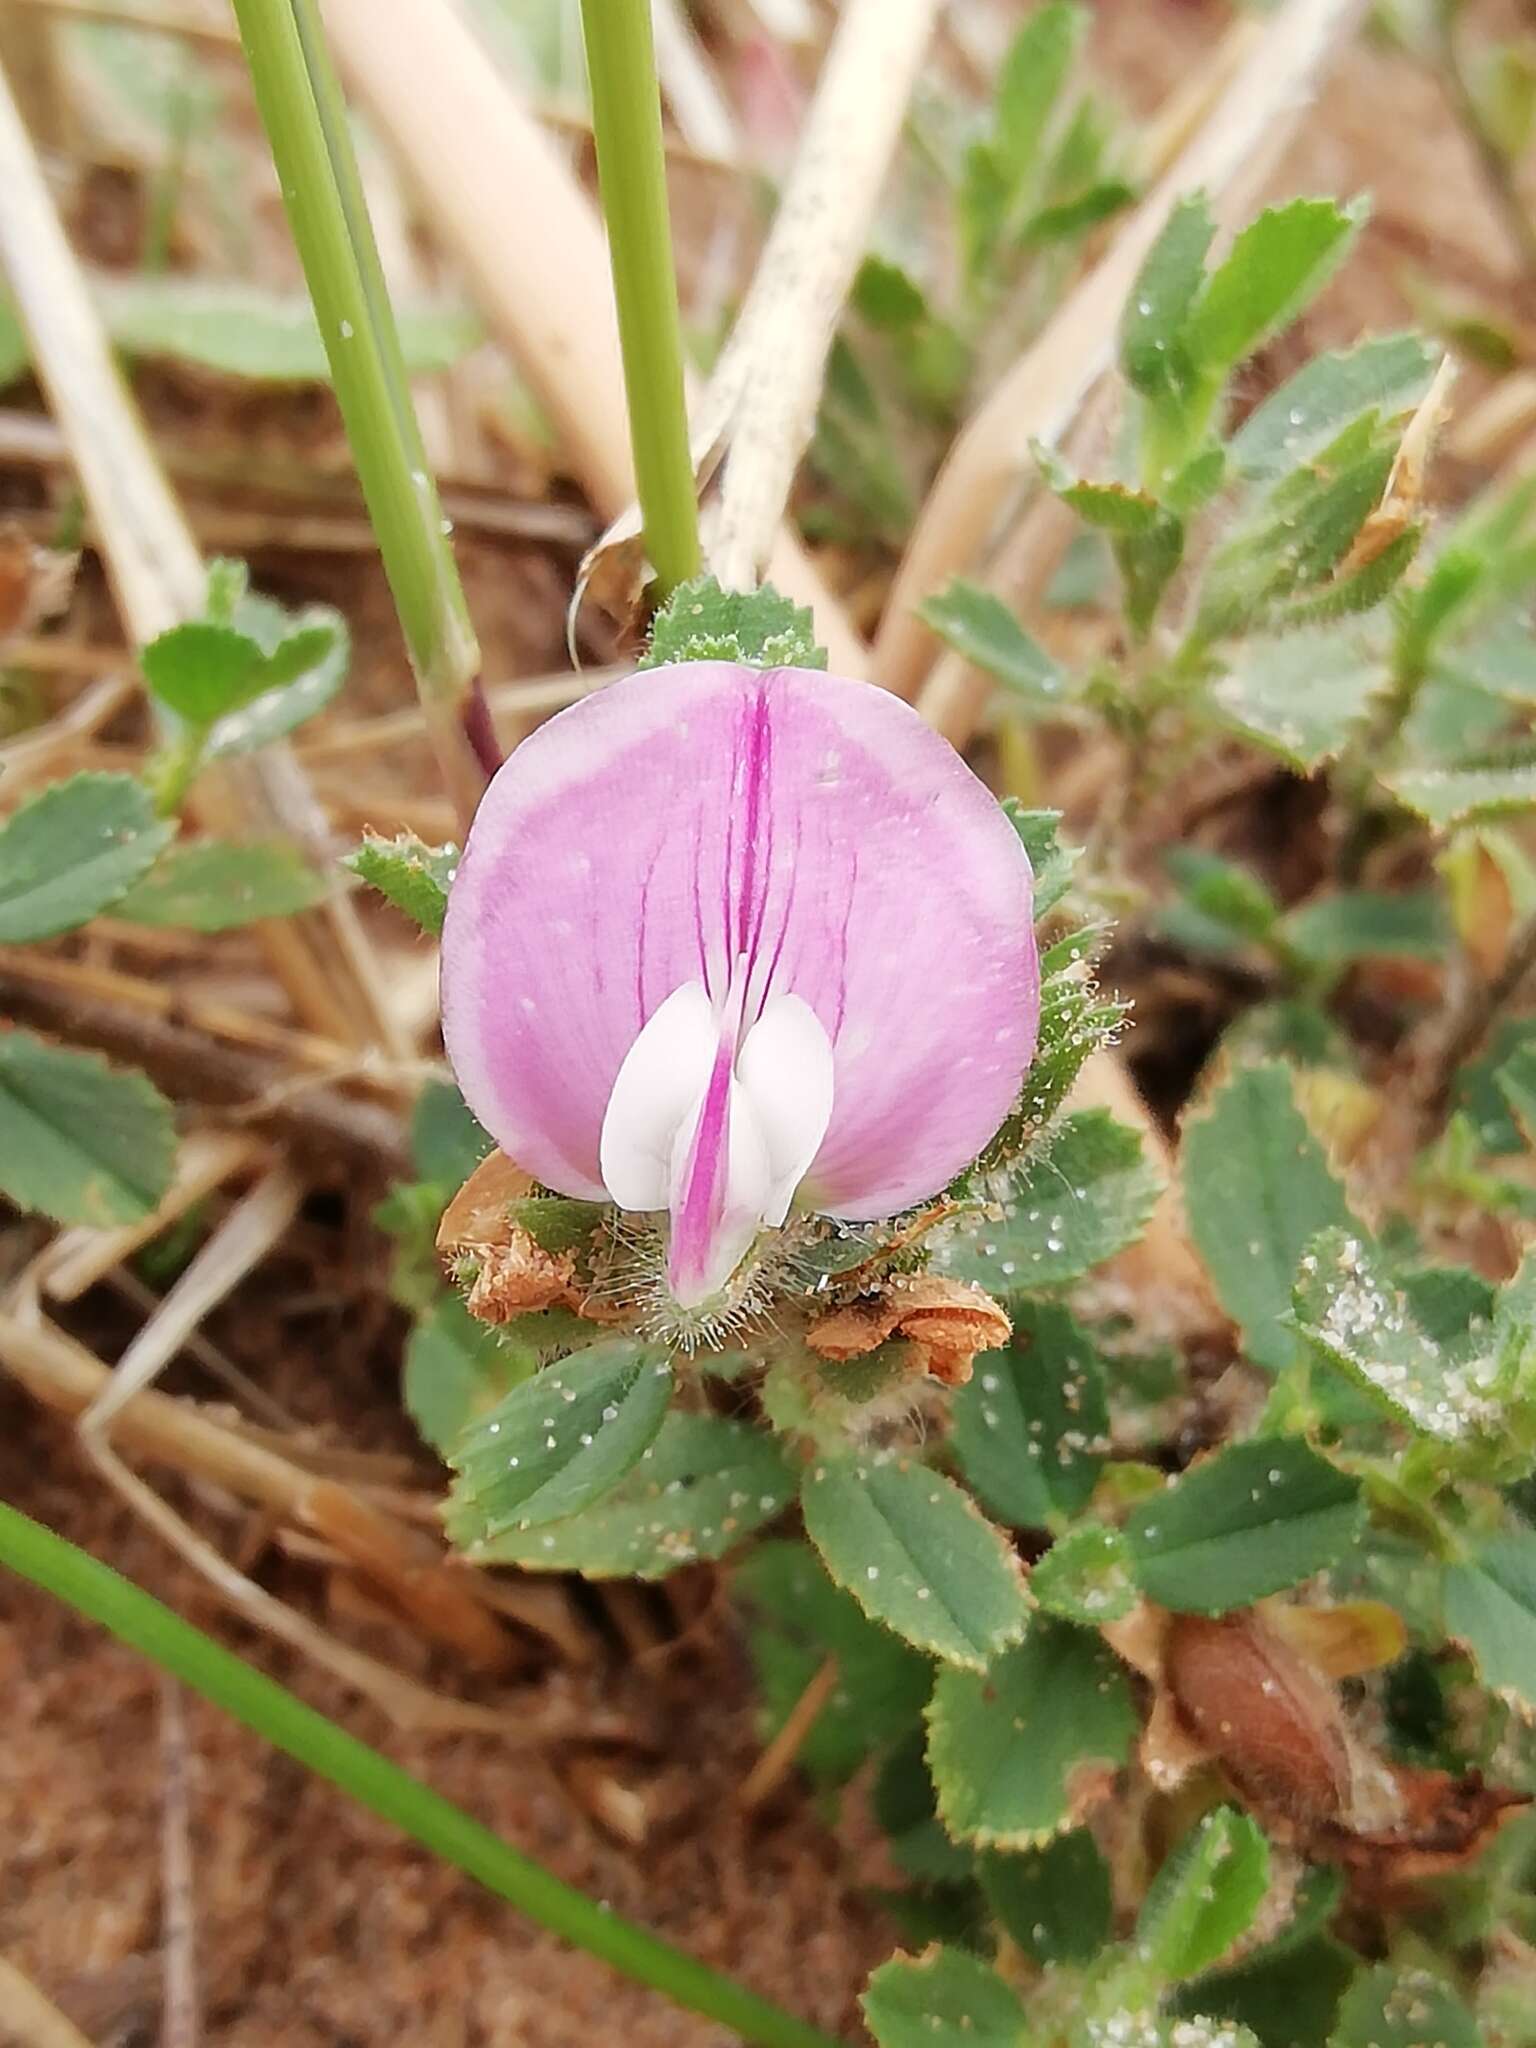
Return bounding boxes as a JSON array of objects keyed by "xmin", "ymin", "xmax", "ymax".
[{"xmin": 441, "ymin": 662, "xmax": 1039, "ymax": 1310}]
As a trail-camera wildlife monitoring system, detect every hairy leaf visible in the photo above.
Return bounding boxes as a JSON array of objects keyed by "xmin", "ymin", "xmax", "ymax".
[
  {"xmin": 463, "ymin": 1412, "xmax": 793, "ymax": 1576},
  {"xmin": 927, "ymin": 1617, "xmax": 1136, "ymax": 1846},
  {"xmin": 0, "ymin": 773, "xmax": 175, "ymax": 942},
  {"xmin": 1124, "ymin": 1438, "xmax": 1364, "ymax": 1613},
  {"xmin": 444, "ymin": 1340, "xmax": 674, "ymax": 1545},
  {"xmin": 802, "ymin": 1454, "xmax": 1031, "ymax": 1667},
  {"xmin": 1183, "ymin": 1062, "xmax": 1352, "ymax": 1372},
  {"xmin": 0, "ymin": 1031, "xmax": 176, "ymax": 1225}
]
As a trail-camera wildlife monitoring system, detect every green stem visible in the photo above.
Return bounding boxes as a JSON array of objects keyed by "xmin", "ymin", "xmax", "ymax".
[
  {"xmin": 229, "ymin": 0, "xmax": 493, "ymax": 827},
  {"xmin": 578, "ymin": 0, "xmax": 701, "ymax": 597},
  {"xmin": 0, "ymin": 1503, "xmax": 842, "ymax": 2048}
]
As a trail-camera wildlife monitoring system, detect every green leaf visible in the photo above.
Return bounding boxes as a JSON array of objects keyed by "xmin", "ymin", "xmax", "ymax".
[
  {"xmin": 1032, "ymin": 1520, "xmax": 1136, "ymax": 1623},
  {"xmin": 344, "ymin": 832, "xmax": 458, "ymax": 936},
  {"xmin": 1329, "ymin": 1966, "xmax": 1482, "ymax": 2048},
  {"xmin": 951, "ymin": 1302, "xmax": 1109, "ymax": 1529},
  {"xmin": 95, "ymin": 274, "xmax": 480, "ymax": 382},
  {"xmin": 801, "ymin": 1454, "xmax": 1031, "ymax": 1667},
  {"xmin": 0, "ymin": 773, "xmax": 175, "ymax": 942},
  {"xmin": 1294, "ymin": 1229, "xmax": 1508, "ymax": 1444},
  {"xmin": 862, "ymin": 1948, "xmax": 1028, "ymax": 2048},
  {"xmin": 926, "ymin": 1616, "xmax": 1136, "ymax": 1846},
  {"xmin": 444, "ymin": 1340, "xmax": 674, "ymax": 1546},
  {"xmin": 461, "ymin": 1412, "xmax": 793, "ymax": 1576},
  {"xmin": 1198, "ymin": 434, "xmax": 1398, "ymax": 640},
  {"xmin": 994, "ymin": 1, "xmax": 1085, "ymax": 187},
  {"xmin": 403, "ymin": 1295, "xmax": 535, "ymax": 1458},
  {"xmin": 980, "ymin": 1830, "xmax": 1112, "ymax": 1965},
  {"xmin": 735, "ymin": 1540, "xmax": 931, "ymax": 1788},
  {"xmin": 942, "ymin": 1109, "xmax": 1162, "ymax": 1293},
  {"xmin": 1116, "ymin": 510, "xmax": 1187, "ymax": 637},
  {"xmin": 872, "ymin": 1734, "xmax": 976, "ymax": 1883},
  {"xmin": 1038, "ymin": 459, "xmax": 1169, "ymax": 533},
  {"xmin": 1124, "ymin": 1438, "xmax": 1364, "ymax": 1613},
  {"xmin": 1211, "ymin": 627, "xmax": 1385, "ymax": 770},
  {"xmin": 115, "ymin": 838, "xmax": 327, "ymax": 930},
  {"xmin": 1183, "ymin": 1062, "xmax": 1353, "ymax": 1372},
  {"xmin": 641, "ymin": 574, "xmax": 825, "ymax": 671},
  {"xmin": 1443, "ymin": 1525, "xmax": 1536, "ymax": 1707},
  {"xmin": 140, "ymin": 621, "xmax": 267, "ymax": 725},
  {"xmin": 1162, "ymin": 848, "xmax": 1280, "ymax": 954},
  {"xmin": 1136, "ymin": 1808, "xmax": 1272, "ymax": 1983},
  {"xmin": 1280, "ymin": 891, "xmax": 1448, "ymax": 973},
  {"xmin": 1186, "ymin": 198, "xmax": 1364, "ymax": 373},
  {"xmin": 204, "ymin": 611, "xmax": 348, "ymax": 754},
  {"xmin": 140, "ymin": 611, "xmax": 348, "ymax": 741},
  {"xmin": 1003, "ymin": 803, "xmax": 1077, "ymax": 917},
  {"xmin": 919, "ymin": 581, "xmax": 1067, "ymax": 708},
  {"xmin": 990, "ymin": 944, "xmax": 1127, "ymax": 1152},
  {"xmin": 410, "ymin": 1080, "xmax": 491, "ymax": 1186},
  {"xmin": 1230, "ymin": 334, "xmax": 1441, "ymax": 484},
  {"xmin": 1386, "ymin": 763, "xmax": 1536, "ymax": 828},
  {"xmin": 1120, "ymin": 193, "xmax": 1214, "ymax": 402},
  {"xmin": 0, "ymin": 1031, "xmax": 176, "ymax": 1225}
]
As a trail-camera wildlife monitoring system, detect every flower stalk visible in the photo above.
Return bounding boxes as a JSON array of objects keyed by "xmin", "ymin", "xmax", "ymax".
[
  {"xmin": 0, "ymin": 1501, "xmax": 842, "ymax": 2048},
  {"xmin": 229, "ymin": 0, "xmax": 494, "ymax": 829},
  {"xmin": 578, "ymin": 0, "xmax": 701, "ymax": 596}
]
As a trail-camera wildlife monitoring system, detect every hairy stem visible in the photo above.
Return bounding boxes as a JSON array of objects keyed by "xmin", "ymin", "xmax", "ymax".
[{"xmin": 578, "ymin": 0, "xmax": 701, "ymax": 596}]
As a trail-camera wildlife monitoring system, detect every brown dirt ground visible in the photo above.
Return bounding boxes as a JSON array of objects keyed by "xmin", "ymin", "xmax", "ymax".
[{"xmin": 1, "ymin": 3, "xmax": 1529, "ymax": 2044}]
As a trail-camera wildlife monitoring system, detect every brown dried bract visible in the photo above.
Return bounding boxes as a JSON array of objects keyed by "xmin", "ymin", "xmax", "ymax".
[
  {"xmin": 1316, "ymin": 1769, "xmax": 1531, "ymax": 1894},
  {"xmin": 805, "ymin": 1274, "xmax": 1010, "ymax": 1386},
  {"xmin": 436, "ymin": 1149, "xmax": 581, "ymax": 1324}
]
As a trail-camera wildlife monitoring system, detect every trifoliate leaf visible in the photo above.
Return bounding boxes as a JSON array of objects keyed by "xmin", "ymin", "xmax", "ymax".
[
  {"xmin": 801, "ymin": 1454, "xmax": 1031, "ymax": 1668},
  {"xmin": 926, "ymin": 1616, "xmax": 1136, "ymax": 1847},
  {"xmin": 1124, "ymin": 1438, "xmax": 1364, "ymax": 1613},
  {"xmin": 0, "ymin": 773, "xmax": 175, "ymax": 942},
  {"xmin": 0, "ymin": 1031, "xmax": 176, "ymax": 1225},
  {"xmin": 1183, "ymin": 1062, "xmax": 1353, "ymax": 1372}
]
